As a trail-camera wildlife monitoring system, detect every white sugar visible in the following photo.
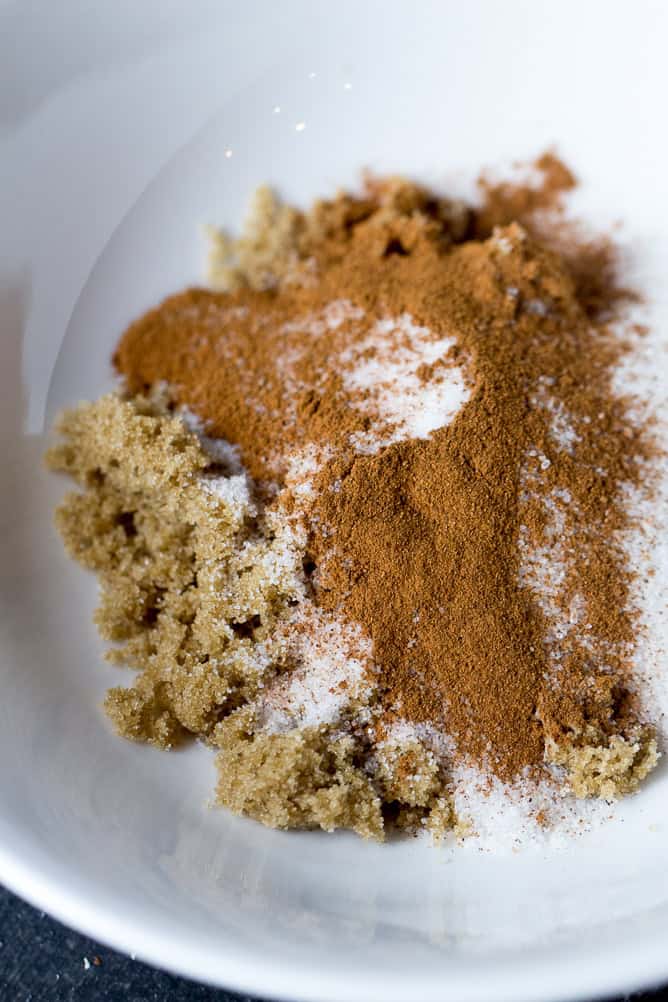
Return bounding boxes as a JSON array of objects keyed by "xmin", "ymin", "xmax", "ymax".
[
  {"xmin": 273, "ymin": 306, "xmax": 471, "ymax": 460},
  {"xmin": 202, "ymin": 473, "xmax": 256, "ymax": 520},
  {"xmin": 532, "ymin": 378, "xmax": 580, "ymax": 453},
  {"xmin": 255, "ymin": 604, "xmax": 372, "ymax": 732},
  {"xmin": 341, "ymin": 313, "xmax": 470, "ymax": 450},
  {"xmin": 280, "ymin": 298, "xmax": 364, "ymax": 337},
  {"xmin": 180, "ymin": 406, "xmax": 244, "ymax": 472},
  {"xmin": 611, "ymin": 309, "xmax": 668, "ymax": 739},
  {"xmin": 518, "ymin": 460, "xmax": 600, "ymax": 665},
  {"xmin": 284, "ymin": 443, "xmax": 335, "ymax": 501},
  {"xmin": 447, "ymin": 762, "xmax": 614, "ymax": 853},
  {"xmin": 380, "ymin": 717, "xmax": 616, "ymax": 851}
]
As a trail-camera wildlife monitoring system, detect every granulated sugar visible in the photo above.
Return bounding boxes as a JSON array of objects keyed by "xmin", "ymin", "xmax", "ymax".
[
  {"xmin": 612, "ymin": 312, "xmax": 668, "ymax": 741},
  {"xmin": 340, "ymin": 314, "xmax": 470, "ymax": 449},
  {"xmin": 180, "ymin": 405, "xmax": 244, "ymax": 474},
  {"xmin": 518, "ymin": 483, "xmax": 584, "ymax": 653},
  {"xmin": 202, "ymin": 473, "xmax": 257, "ymax": 517},
  {"xmin": 254, "ymin": 604, "xmax": 373, "ymax": 733},
  {"xmin": 532, "ymin": 378, "xmax": 581, "ymax": 453}
]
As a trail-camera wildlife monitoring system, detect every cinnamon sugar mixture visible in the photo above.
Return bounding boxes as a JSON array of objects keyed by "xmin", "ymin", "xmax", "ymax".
[{"xmin": 47, "ymin": 156, "xmax": 660, "ymax": 839}]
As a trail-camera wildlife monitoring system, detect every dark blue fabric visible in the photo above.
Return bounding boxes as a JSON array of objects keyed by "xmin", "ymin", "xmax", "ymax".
[{"xmin": 0, "ymin": 885, "xmax": 254, "ymax": 1001}]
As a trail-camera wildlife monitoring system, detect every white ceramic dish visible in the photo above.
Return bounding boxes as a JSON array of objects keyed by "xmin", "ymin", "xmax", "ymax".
[{"xmin": 1, "ymin": 3, "xmax": 668, "ymax": 1000}]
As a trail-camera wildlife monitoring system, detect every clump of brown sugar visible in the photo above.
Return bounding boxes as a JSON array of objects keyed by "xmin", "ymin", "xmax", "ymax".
[
  {"xmin": 48, "ymin": 155, "xmax": 661, "ymax": 840},
  {"xmin": 546, "ymin": 727, "xmax": 658, "ymax": 801},
  {"xmin": 215, "ymin": 708, "xmax": 384, "ymax": 838},
  {"xmin": 206, "ymin": 186, "xmax": 309, "ymax": 292},
  {"xmin": 47, "ymin": 393, "xmax": 450, "ymax": 838}
]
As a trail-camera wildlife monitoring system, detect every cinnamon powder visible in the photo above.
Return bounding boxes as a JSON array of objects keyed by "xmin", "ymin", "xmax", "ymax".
[{"xmin": 111, "ymin": 157, "xmax": 659, "ymax": 785}]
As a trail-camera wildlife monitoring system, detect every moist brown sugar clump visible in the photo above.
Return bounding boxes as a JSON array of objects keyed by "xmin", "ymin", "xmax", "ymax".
[{"xmin": 49, "ymin": 157, "xmax": 660, "ymax": 838}]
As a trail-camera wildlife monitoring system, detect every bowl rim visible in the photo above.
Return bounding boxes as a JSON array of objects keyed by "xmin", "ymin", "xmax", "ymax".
[{"xmin": 1, "ymin": 828, "xmax": 667, "ymax": 1002}]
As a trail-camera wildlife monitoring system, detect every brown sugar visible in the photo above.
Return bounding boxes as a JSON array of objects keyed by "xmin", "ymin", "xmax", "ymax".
[{"xmin": 48, "ymin": 157, "xmax": 660, "ymax": 839}]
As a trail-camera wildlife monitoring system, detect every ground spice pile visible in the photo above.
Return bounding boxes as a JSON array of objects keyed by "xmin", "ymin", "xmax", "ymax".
[{"xmin": 48, "ymin": 157, "xmax": 660, "ymax": 839}]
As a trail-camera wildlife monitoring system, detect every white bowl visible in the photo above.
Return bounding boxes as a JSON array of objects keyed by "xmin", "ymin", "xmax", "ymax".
[{"xmin": 2, "ymin": 4, "xmax": 668, "ymax": 1001}]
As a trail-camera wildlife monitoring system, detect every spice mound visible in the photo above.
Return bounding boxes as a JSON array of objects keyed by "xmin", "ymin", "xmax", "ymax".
[{"xmin": 47, "ymin": 159, "xmax": 661, "ymax": 841}]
